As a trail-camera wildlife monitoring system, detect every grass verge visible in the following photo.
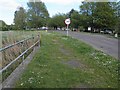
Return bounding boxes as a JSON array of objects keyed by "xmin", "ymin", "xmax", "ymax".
[{"xmin": 15, "ymin": 31, "xmax": 119, "ymax": 88}]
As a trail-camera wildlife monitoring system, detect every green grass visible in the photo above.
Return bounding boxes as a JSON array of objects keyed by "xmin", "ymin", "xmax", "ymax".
[{"xmin": 15, "ymin": 31, "xmax": 119, "ymax": 88}]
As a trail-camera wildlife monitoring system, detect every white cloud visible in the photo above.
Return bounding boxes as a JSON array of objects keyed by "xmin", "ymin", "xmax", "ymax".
[
  {"xmin": 42, "ymin": 0, "xmax": 84, "ymax": 5},
  {"xmin": 28, "ymin": 0, "xmax": 83, "ymax": 5},
  {"xmin": 0, "ymin": 0, "xmax": 21, "ymax": 11},
  {"xmin": 0, "ymin": 0, "xmax": 22, "ymax": 25}
]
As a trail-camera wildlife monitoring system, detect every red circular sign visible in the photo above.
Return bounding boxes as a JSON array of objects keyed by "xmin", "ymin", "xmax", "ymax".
[{"xmin": 65, "ymin": 18, "xmax": 71, "ymax": 25}]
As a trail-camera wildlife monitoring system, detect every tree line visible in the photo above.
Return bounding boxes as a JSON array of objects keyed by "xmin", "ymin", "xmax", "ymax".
[
  {"xmin": 0, "ymin": 20, "xmax": 14, "ymax": 31},
  {"xmin": 14, "ymin": 0, "xmax": 49, "ymax": 30},
  {"xmin": 1, "ymin": 0, "xmax": 120, "ymax": 34},
  {"xmin": 49, "ymin": 1, "xmax": 120, "ymax": 33}
]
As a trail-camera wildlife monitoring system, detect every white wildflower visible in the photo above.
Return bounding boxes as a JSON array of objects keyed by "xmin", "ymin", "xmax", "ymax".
[
  {"xmin": 94, "ymin": 57, "xmax": 99, "ymax": 59},
  {"xmin": 108, "ymin": 61, "xmax": 111, "ymax": 64},
  {"xmin": 103, "ymin": 63, "xmax": 106, "ymax": 66},
  {"xmin": 103, "ymin": 53, "xmax": 107, "ymax": 56},
  {"xmin": 62, "ymin": 37, "xmax": 67, "ymax": 40},
  {"xmin": 41, "ymin": 77, "xmax": 43, "ymax": 79},
  {"xmin": 44, "ymin": 65, "xmax": 47, "ymax": 67},
  {"xmin": 30, "ymin": 81, "xmax": 32, "ymax": 83},
  {"xmin": 28, "ymin": 77, "xmax": 34, "ymax": 83},
  {"xmin": 91, "ymin": 52, "xmax": 95, "ymax": 56},
  {"xmin": 20, "ymin": 83, "xmax": 24, "ymax": 86}
]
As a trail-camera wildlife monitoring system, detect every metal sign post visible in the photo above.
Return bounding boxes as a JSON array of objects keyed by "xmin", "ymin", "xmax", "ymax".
[
  {"xmin": 65, "ymin": 18, "xmax": 71, "ymax": 36},
  {"xmin": 66, "ymin": 24, "xmax": 69, "ymax": 36}
]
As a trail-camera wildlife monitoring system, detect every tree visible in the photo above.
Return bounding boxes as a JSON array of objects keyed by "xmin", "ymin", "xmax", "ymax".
[
  {"xmin": 14, "ymin": 7, "xmax": 26, "ymax": 30},
  {"xmin": 27, "ymin": 0, "xmax": 49, "ymax": 28},
  {"xmin": 80, "ymin": 2, "xmax": 96, "ymax": 30},
  {"xmin": 115, "ymin": 1, "xmax": 120, "ymax": 34},
  {"xmin": 48, "ymin": 14, "xmax": 66, "ymax": 29},
  {"xmin": 67, "ymin": 9, "xmax": 75, "ymax": 18},
  {"xmin": 70, "ymin": 10, "xmax": 81, "ymax": 29},
  {"xmin": 79, "ymin": 1, "xmax": 118, "ymax": 32},
  {"xmin": 93, "ymin": 2, "xmax": 118, "ymax": 30},
  {"xmin": 0, "ymin": 20, "xmax": 8, "ymax": 31}
]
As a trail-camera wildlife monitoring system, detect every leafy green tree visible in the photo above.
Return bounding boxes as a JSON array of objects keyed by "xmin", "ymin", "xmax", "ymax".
[
  {"xmin": 14, "ymin": 7, "xmax": 26, "ymax": 30},
  {"xmin": 67, "ymin": 9, "xmax": 75, "ymax": 18},
  {"xmin": 70, "ymin": 10, "xmax": 81, "ymax": 29},
  {"xmin": 93, "ymin": 2, "xmax": 118, "ymax": 30},
  {"xmin": 79, "ymin": 1, "xmax": 118, "ymax": 32},
  {"xmin": 115, "ymin": 1, "xmax": 120, "ymax": 34},
  {"xmin": 27, "ymin": 0, "xmax": 49, "ymax": 28},
  {"xmin": 0, "ymin": 20, "xmax": 8, "ymax": 31},
  {"xmin": 80, "ymin": 2, "xmax": 96, "ymax": 30},
  {"xmin": 48, "ymin": 14, "xmax": 66, "ymax": 29}
]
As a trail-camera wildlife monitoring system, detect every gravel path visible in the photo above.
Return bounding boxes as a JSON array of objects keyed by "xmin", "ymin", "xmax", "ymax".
[
  {"xmin": 56, "ymin": 31, "xmax": 118, "ymax": 60},
  {"xmin": 1, "ymin": 46, "xmax": 40, "ymax": 88}
]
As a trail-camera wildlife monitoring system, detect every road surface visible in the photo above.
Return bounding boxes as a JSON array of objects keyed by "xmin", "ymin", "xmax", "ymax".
[{"xmin": 54, "ymin": 31, "xmax": 118, "ymax": 60}]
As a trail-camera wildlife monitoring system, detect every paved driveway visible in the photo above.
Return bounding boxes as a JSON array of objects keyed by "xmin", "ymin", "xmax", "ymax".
[{"xmin": 55, "ymin": 31, "xmax": 118, "ymax": 59}]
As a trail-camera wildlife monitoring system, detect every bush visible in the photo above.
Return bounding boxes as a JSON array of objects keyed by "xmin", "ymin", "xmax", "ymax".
[{"xmin": 2, "ymin": 26, "xmax": 9, "ymax": 31}]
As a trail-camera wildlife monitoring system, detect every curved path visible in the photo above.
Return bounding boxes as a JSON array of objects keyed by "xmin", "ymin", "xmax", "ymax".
[{"xmin": 56, "ymin": 31, "xmax": 118, "ymax": 60}]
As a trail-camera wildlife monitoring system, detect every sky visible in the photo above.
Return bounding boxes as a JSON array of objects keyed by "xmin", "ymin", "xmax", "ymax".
[
  {"xmin": 0, "ymin": 0, "xmax": 83, "ymax": 25},
  {"xmin": 0, "ymin": 0, "xmax": 118, "ymax": 25}
]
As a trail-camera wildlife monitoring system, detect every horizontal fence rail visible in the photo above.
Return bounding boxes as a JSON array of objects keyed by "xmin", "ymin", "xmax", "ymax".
[
  {"xmin": 0, "ymin": 34, "xmax": 40, "ymax": 74},
  {"xmin": 0, "ymin": 37, "xmax": 33, "ymax": 52},
  {"xmin": 0, "ymin": 40, "xmax": 39, "ymax": 73}
]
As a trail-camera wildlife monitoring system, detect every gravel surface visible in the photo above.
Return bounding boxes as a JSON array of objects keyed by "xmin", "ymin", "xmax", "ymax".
[{"xmin": 55, "ymin": 31, "xmax": 118, "ymax": 59}]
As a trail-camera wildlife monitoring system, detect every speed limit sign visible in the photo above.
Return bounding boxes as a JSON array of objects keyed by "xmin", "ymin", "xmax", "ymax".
[
  {"xmin": 65, "ymin": 18, "xmax": 71, "ymax": 36},
  {"xmin": 65, "ymin": 18, "xmax": 71, "ymax": 25}
]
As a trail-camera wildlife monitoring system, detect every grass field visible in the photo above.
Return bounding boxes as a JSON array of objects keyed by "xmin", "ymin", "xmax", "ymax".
[{"xmin": 15, "ymin": 31, "xmax": 118, "ymax": 88}]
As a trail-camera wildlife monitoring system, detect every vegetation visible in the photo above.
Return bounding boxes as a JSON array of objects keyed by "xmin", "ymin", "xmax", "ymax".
[
  {"xmin": 78, "ymin": 2, "xmax": 119, "ymax": 32},
  {"xmin": 46, "ymin": 1, "xmax": 119, "ymax": 33},
  {"xmin": 70, "ymin": 10, "xmax": 81, "ymax": 29},
  {"xmin": 1, "ymin": 0, "xmax": 119, "ymax": 88},
  {"xmin": 1, "ymin": 0, "xmax": 119, "ymax": 33},
  {"xmin": 15, "ymin": 32, "xmax": 118, "ymax": 88},
  {"xmin": 48, "ymin": 14, "xmax": 66, "ymax": 29},
  {"xmin": 116, "ymin": 1, "xmax": 120, "ymax": 34},
  {"xmin": 12, "ymin": 0, "xmax": 119, "ymax": 34},
  {"xmin": 0, "ymin": 20, "xmax": 9, "ymax": 31},
  {"xmin": 1, "ymin": 31, "xmax": 40, "ymax": 81},
  {"xmin": 14, "ymin": 7, "xmax": 26, "ymax": 30},
  {"xmin": 0, "ymin": 20, "xmax": 15, "ymax": 31},
  {"xmin": 13, "ymin": 0, "xmax": 49, "ymax": 30},
  {"xmin": 26, "ymin": 0, "xmax": 49, "ymax": 28}
]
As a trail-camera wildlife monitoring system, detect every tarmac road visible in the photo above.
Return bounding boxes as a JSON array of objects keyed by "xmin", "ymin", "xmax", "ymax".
[{"xmin": 55, "ymin": 30, "xmax": 118, "ymax": 60}]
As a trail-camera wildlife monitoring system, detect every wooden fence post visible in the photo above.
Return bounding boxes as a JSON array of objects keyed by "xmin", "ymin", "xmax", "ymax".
[
  {"xmin": 38, "ymin": 33, "xmax": 41, "ymax": 47},
  {"xmin": 32, "ymin": 34, "xmax": 35, "ymax": 50},
  {"xmin": 21, "ymin": 42, "xmax": 24, "ymax": 64}
]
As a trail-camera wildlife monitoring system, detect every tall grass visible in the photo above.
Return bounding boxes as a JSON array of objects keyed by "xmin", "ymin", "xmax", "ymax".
[{"xmin": 1, "ymin": 30, "xmax": 40, "ymax": 81}]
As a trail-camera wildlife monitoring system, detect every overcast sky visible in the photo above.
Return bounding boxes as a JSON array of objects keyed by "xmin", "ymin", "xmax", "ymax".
[
  {"xmin": 0, "ymin": 0, "xmax": 83, "ymax": 25},
  {"xmin": 0, "ymin": 0, "xmax": 118, "ymax": 25}
]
